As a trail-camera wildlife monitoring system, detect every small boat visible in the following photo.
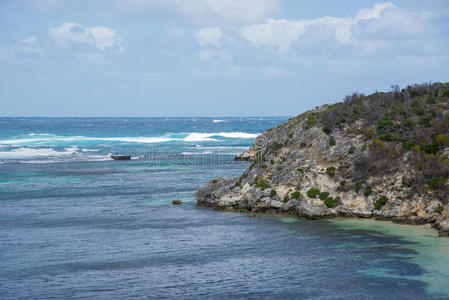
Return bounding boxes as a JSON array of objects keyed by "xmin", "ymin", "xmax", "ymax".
[{"xmin": 111, "ymin": 155, "xmax": 131, "ymax": 160}]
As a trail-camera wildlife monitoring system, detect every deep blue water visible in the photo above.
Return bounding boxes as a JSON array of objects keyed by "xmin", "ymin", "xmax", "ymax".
[{"xmin": 1, "ymin": 117, "xmax": 449, "ymax": 299}]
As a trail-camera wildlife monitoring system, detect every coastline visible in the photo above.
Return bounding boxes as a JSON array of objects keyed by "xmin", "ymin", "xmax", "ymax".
[{"xmin": 195, "ymin": 199, "xmax": 446, "ymax": 236}]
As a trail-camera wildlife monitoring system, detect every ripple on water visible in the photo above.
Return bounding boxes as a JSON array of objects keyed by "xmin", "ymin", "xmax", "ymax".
[{"xmin": 326, "ymin": 217, "xmax": 449, "ymax": 297}]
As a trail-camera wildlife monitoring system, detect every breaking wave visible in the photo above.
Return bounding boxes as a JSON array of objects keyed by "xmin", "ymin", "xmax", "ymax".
[{"xmin": 0, "ymin": 132, "xmax": 260, "ymax": 146}]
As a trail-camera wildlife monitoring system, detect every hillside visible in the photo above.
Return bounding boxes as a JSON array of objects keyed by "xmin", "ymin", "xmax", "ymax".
[{"xmin": 196, "ymin": 82, "xmax": 449, "ymax": 236}]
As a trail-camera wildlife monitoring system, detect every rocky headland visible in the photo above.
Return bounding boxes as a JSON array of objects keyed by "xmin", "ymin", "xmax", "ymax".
[{"xmin": 196, "ymin": 82, "xmax": 449, "ymax": 236}]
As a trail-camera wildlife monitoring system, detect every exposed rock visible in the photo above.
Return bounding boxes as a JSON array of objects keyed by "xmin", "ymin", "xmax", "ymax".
[
  {"xmin": 172, "ymin": 200, "xmax": 183, "ymax": 205},
  {"xmin": 234, "ymin": 149, "xmax": 257, "ymax": 161},
  {"xmin": 111, "ymin": 155, "xmax": 131, "ymax": 160},
  {"xmin": 196, "ymin": 83, "xmax": 449, "ymax": 236}
]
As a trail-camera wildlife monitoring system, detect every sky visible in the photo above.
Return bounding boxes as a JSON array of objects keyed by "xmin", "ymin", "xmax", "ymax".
[{"xmin": 0, "ymin": 0, "xmax": 448, "ymax": 117}]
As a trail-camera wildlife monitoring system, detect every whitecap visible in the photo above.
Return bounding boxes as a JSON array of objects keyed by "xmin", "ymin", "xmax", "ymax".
[
  {"xmin": 181, "ymin": 151, "xmax": 213, "ymax": 155},
  {"xmin": 0, "ymin": 132, "xmax": 260, "ymax": 146},
  {"xmin": 212, "ymin": 120, "xmax": 229, "ymax": 123},
  {"xmin": 183, "ymin": 132, "xmax": 259, "ymax": 141},
  {"xmin": 0, "ymin": 147, "xmax": 78, "ymax": 159}
]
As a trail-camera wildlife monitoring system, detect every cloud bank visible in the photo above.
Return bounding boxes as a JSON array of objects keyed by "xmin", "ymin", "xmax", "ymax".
[{"xmin": 49, "ymin": 22, "xmax": 123, "ymax": 52}]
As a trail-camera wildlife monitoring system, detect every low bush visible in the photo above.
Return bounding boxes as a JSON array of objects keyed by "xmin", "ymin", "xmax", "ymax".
[
  {"xmin": 329, "ymin": 136, "xmax": 336, "ymax": 146},
  {"xmin": 340, "ymin": 180, "xmax": 346, "ymax": 186},
  {"xmin": 326, "ymin": 166, "xmax": 336, "ymax": 176},
  {"xmin": 307, "ymin": 188, "xmax": 320, "ymax": 198},
  {"xmin": 348, "ymin": 146, "xmax": 355, "ymax": 154},
  {"xmin": 322, "ymin": 126, "xmax": 332, "ymax": 135},
  {"xmin": 355, "ymin": 182, "xmax": 363, "ymax": 192},
  {"xmin": 254, "ymin": 178, "xmax": 267, "ymax": 190},
  {"xmin": 374, "ymin": 196, "xmax": 388, "ymax": 210},
  {"xmin": 364, "ymin": 186, "xmax": 372, "ymax": 197},
  {"xmin": 283, "ymin": 196, "xmax": 290, "ymax": 203},
  {"xmin": 270, "ymin": 189, "xmax": 277, "ymax": 197},
  {"xmin": 324, "ymin": 197, "xmax": 339, "ymax": 208},
  {"xmin": 291, "ymin": 191, "xmax": 301, "ymax": 199},
  {"xmin": 428, "ymin": 177, "xmax": 446, "ymax": 190},
  {"xmin": 319, "ymin": 192, "xmax": 329, "ymax": 200}
]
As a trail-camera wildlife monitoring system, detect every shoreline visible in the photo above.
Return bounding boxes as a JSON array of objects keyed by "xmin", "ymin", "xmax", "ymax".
[{"xmin": 195, "ymin": 202, "xmax": 447, "ymax": 237}]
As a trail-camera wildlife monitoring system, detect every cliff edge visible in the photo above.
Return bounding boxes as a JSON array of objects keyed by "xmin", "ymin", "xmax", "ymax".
[{"xmin": 196, "ymin": 82, "xmax": 449, "ymax": 236}]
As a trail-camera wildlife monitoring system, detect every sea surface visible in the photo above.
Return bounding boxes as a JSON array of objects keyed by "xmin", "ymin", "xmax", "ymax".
[{"xmin": 1, "ymin": 117, "xmax": 449, "ymax": 299}]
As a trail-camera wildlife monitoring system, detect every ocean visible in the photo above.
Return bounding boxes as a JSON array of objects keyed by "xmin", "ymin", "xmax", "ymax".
[{"xmin": 1, "ymin": 117, "xmax": 449, "ymax": 299}]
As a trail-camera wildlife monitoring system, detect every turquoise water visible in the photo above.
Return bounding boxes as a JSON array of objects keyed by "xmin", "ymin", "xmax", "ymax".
[{"xmin": 1, "ymin": 117, "xmax": 449, "ymax": 299}]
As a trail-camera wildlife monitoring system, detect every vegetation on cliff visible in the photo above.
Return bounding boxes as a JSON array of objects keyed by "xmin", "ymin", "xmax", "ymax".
[
  {"xmin": 196, "ymin": 82, "xmax": 449, "ymax": 236},
  {"xmin": 252, "ymin": 82, "xmax": 449, "ymax": 204}
]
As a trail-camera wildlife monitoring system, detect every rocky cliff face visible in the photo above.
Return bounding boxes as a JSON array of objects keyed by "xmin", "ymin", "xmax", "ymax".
[{"xmin": 196, "ymin": 83, "xmax": 449, "ymax": 236}]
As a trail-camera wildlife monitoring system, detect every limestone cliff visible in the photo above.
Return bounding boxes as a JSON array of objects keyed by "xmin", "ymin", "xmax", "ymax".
[{"xmin": 196, "ymin": 82, "xmax": 449, "ymax": 236}]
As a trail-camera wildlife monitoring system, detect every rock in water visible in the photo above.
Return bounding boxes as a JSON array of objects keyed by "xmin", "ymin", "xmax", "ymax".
[
  {"xmin": 172, "ymin": 200, "xmax": 183, "ymax": 205},
  {"xmin": 111, "ymin": 155, "xmax": 131, "ymax": 160}
]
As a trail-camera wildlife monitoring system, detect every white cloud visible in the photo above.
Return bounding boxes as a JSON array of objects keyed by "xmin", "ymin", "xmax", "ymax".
[
  {"xmin": 16, "ymin": 36, "xmax": 44, "ymax": 55},
  {"xmin": 195, "ymin": 27, "xmax": 223, "ymax": 47},
  {"xmin": 49, "ymin": 22, "xmax": 124, "ymax": 52},
  {"xmin": 175, "ymin": 0, "xmax": 280, "ymax": 25},
  {"xmin": 20, "ymin": 36, "xmax": 39, "ymax": 47},
  {"xmin": 239, "ymin": 2, "xmax": 399, "ymax": 53},
  {"xmin": 116, "ymin": 0, "xmax": 281, "ymax": 25},
  {"xmin": 355, "ymin": 2, "xmax": 397, "ymax": 21},
  {"xmin": 198, "ymin": 49, "xmax": 232, "ymax": 64}
]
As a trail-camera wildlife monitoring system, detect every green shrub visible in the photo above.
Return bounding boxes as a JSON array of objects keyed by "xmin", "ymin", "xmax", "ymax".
[
  {"xmin": 348, "ymin": 146, "xmax": 354, "ymax": 154},
  {"xmin": 212, "ymin": 179, "xmax": 218, "ymax": 183},
  {"xmin": 355, "ymin": 182, "xmax": 363, "ymax": 192},
  {"xmin": 326, "ymin": 166, "xmax": 336, "ymax": 176},
  {"xmin": 329, "ymin": 136, "xmax": 336, "ymax": 146},
  {"xmin": 374, "ymin": 196, "xmax": 388, "ymax": 210},
  {"xmin": 364, "ymin": 186, "xmax": 372, "ymax": 197},
  {"xmin": 283, "ymin": 195, "xmax": 290, "ymax": 203},
  {"xmin": 428, "ymin": 177, "xmax": 446, "ymax": 190},
  {"xmin": 291, "ymin": 191, "xmax": 301, "ymax": 199},
  {"xmin": 254, "ymin": 178, "xmax": 267, "ymax": 190},
  {"xmin": 443, "ymin": 88, "xmax": 449, "ymax": 97},
  {"xmin": 270, "ymin": 189, "xmax": 277, "ymax": 197},
  {"xmin": 324, "ymin": 197, "xmax": 339, "ymax": 208},
  {"xmin": 402, "ymin": 178, "xmax": 414, "ymax": 187},
  {"xmin": 307, "ymin": 188, "xmax": 320, "ymax": 198},
  {"xmin": 435, "ymin": 205, "xmax": 444, "ymax": 214},
  {"xmin": 377, "ymin": 116, "xmax": 398, "ymax": 134},
  {"xmin": 426, "ymin": 95, "xmax": 436, "ymax": 104},
  {"xmin": 270, "ymin": 160, "xmax": 275, "ymax": 165},
  {"xmin": 340, "ymin": 180, "xmax": 346, "ymax": 186},
  {"xmin": 322, "ymin": 126, "xmax": 332, "ymax": 135},
  {"xmin": 319, "ymin": 192, "xmax": 329, "ymax": 200},
  {"xmin": 295, "ymin": 184, "xmax": 301, "ymax": 191},
  {"xmin": 436, "ymin": 134, "xmax": 449, "ymax": 147},
  {"xmin": 361, "ymin": 144, "xmax": 367, "ymax": 151}
]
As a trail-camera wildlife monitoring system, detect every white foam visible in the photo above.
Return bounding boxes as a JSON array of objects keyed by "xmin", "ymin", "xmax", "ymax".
[
  {"xmin": 181, "ymin": 151, "xmax": 214, "ymax": 155},
  {"xmin": 195, "ymin": 145, "xmax": 250, "ymax": 150},
  {"xmin": 29, "ymin": 133, "xmax": 52, "ymax": 136},
  {"xmin": 183, "ymin": 132, "xmax": 259, "ymax": 141},
  {"xmin": 0, "ymin": 147, "xmax": 78, "ymax": 159},
  {"xmin": 0, "ymin": 132, "xmax": 260, "ymax": 146},
  {"xmin": 212, "ymin": 119, "xmax": 229, "ymax": 123}
]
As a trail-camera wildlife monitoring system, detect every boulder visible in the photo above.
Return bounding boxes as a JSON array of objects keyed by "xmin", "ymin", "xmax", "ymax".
[{"xmin": 111, "ymin": 155, "xmax": 131, "ymax": 160}]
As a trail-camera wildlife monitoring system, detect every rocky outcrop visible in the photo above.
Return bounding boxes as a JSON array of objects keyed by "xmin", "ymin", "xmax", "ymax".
[
  {"xmin": 234, "ymin": 149, "xmax": 257, "ymax": 161},
  {"xmin": 111, "ymin": 155, "xmax": 131, "ymax": 160},
  {"xmin": 196, "ymin": 104, "xmax": 449, "ymax": 236}
]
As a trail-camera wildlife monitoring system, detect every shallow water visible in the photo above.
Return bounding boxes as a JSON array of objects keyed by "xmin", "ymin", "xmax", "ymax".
[{"xmin": 1, "ymin": 118, "xmax": 449, "ymax": 299}]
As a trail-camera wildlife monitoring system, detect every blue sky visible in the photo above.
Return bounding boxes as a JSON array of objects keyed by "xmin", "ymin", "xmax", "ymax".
[{"xmin": 1, "ymin": 0, "xmax": 448, "ymax": 117}]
